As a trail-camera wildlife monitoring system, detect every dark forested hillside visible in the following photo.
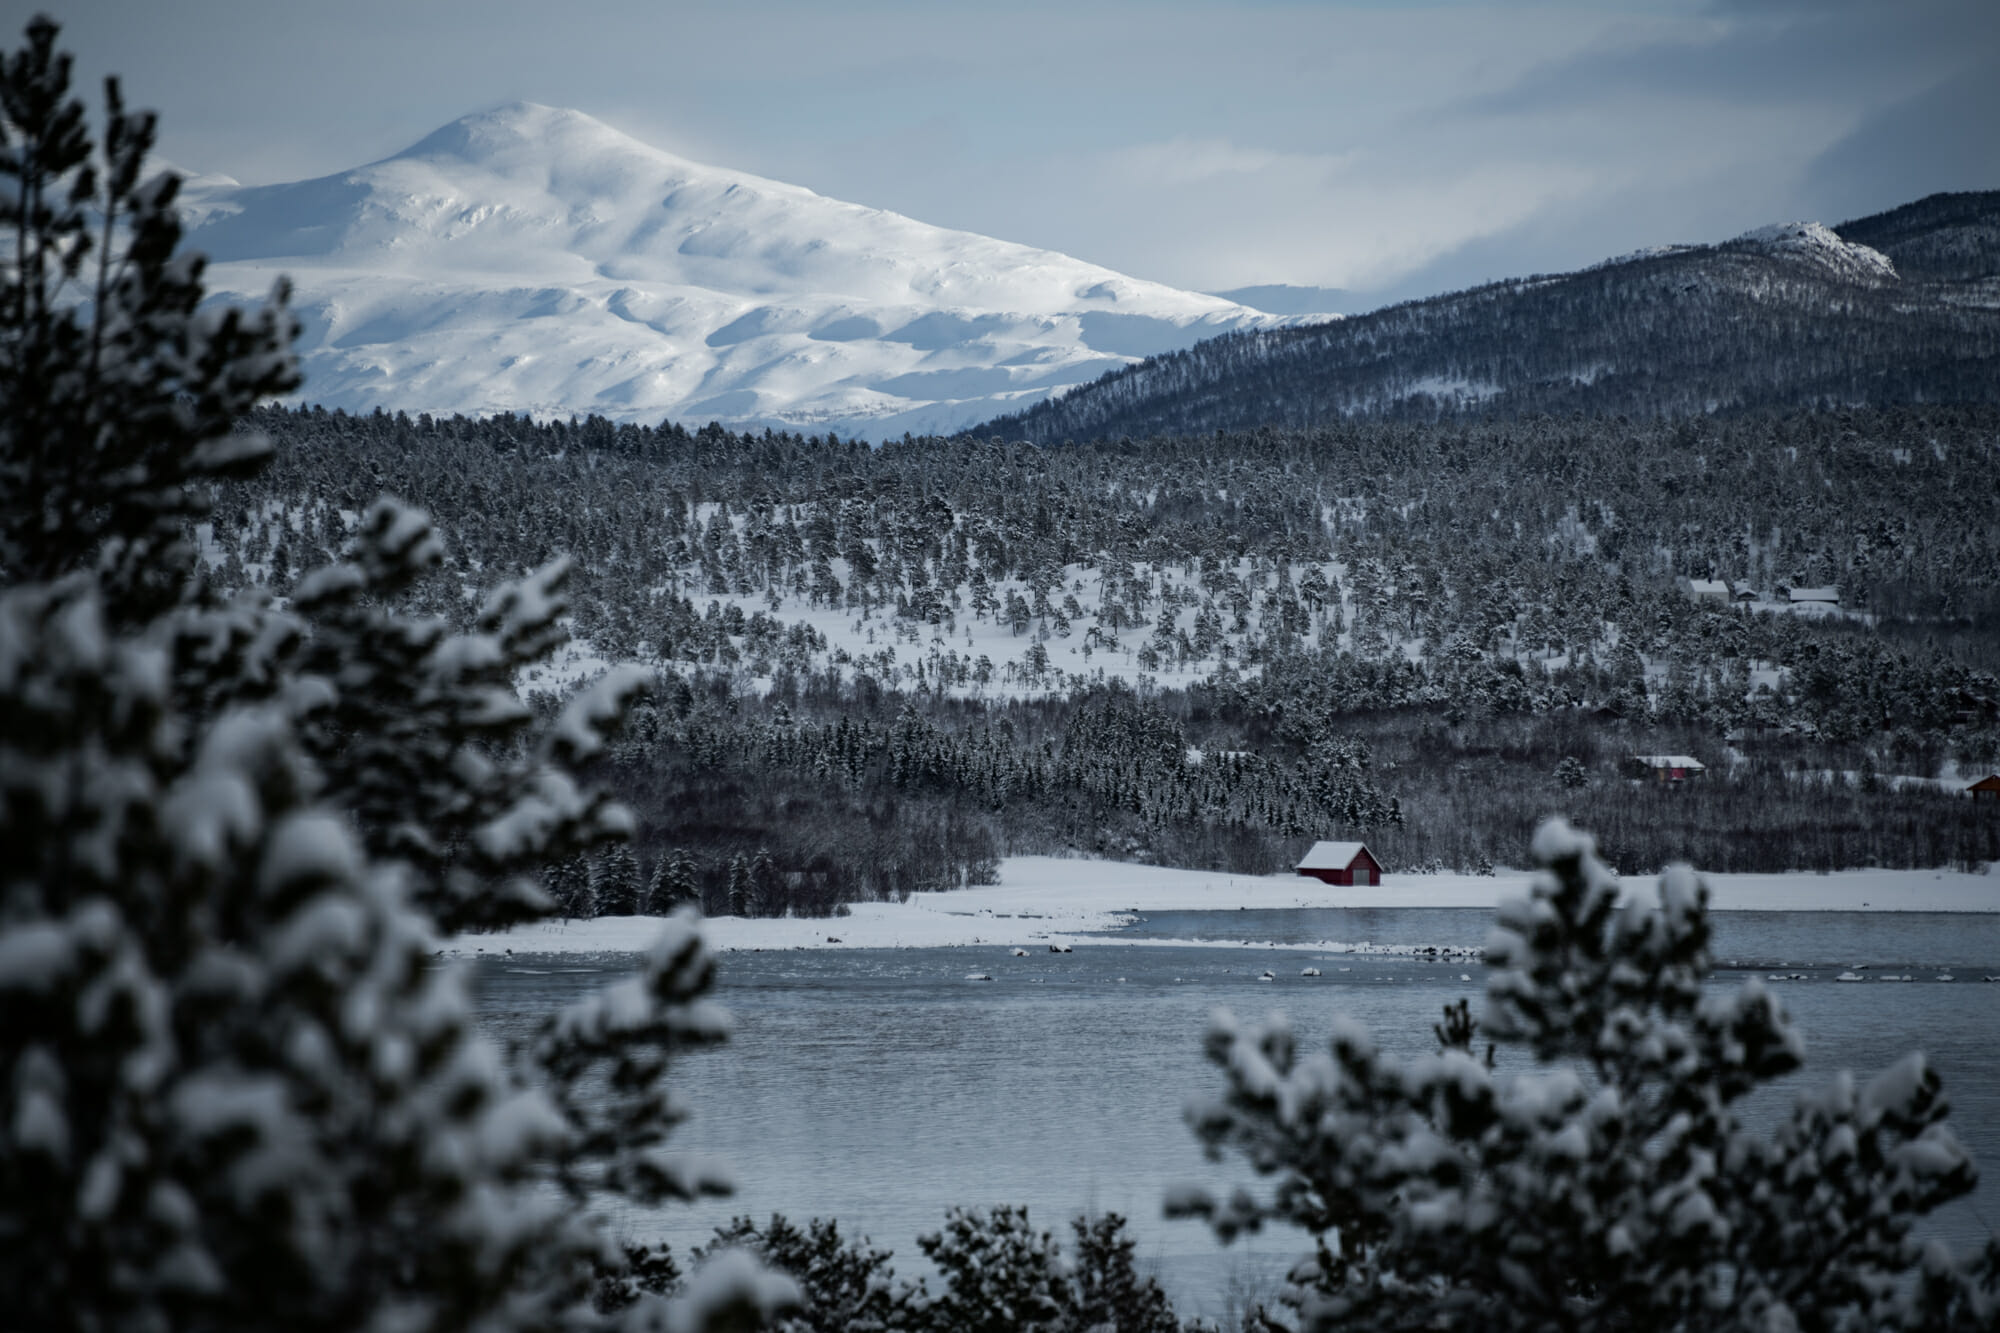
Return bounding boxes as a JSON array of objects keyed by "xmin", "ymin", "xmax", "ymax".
[
  {"xmin": 979, "ymin": 191, "xmax": 2000, "ymax": 444},
  {"xmin": 195, "ymin": 404, "xmax": 2000, "ymax": 914},
  {"xmin": 1835, "ymin": 190, "xmax": 2000, "ymax": 285}
]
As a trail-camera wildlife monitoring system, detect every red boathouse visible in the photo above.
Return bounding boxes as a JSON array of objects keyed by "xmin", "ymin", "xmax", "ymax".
[{"xmin": 1296, "ymin": 841, "xmax": 1384, "ymax": 887}]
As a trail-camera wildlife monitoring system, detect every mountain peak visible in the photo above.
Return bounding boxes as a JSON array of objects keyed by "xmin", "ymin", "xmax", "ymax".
[
  {"xmin": 390, "ymin": 101, "xmax": 670, "ymax": 171},
  {"xmin": 1729, "ymin": 220, "xmax": 1897, "ymax": 281},
  {"xmin": 182, "ymin": 107, "xmax": 1275, "ymax": 436}
]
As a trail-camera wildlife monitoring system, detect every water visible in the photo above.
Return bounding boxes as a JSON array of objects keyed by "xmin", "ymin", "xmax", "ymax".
[{"xmin": 470, "ymin": 909, "xmax": 2000, "ymax": 1314}]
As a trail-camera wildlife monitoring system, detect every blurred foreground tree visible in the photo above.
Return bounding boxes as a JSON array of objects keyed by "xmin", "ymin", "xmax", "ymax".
[
  {"xmin": 0, "ymin": 17, "xmax": 792, "ymax": 1332},
  {"xmin": 1174, "ymin": 818, "xmax": 2000, "ymax": 1330},
  {"xmin": 0, "ymin": 17, "xmax": 294, "ymax": 617}
]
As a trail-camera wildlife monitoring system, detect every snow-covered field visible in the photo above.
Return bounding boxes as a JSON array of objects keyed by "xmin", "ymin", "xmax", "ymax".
[{"xmin": 444, "ymin": 855, "xmax": 2000, "ymax": 957}]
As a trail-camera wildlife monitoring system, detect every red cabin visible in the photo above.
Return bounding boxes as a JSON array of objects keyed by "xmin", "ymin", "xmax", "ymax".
[{"xmin": 1296, "ymin": 841, "xmax": 1384, "ymax": 887}]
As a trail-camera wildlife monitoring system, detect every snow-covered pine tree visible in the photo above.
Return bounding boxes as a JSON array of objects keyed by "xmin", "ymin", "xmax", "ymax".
[
  {"xmin": 282, "ymin": 499, "xmax": 645, "ymax": 934},
  {"xmin": 0, "ymin": 20, "xmax": 296, "ymax": 618},
  {"xmin": 690, "ymin": 1207, "xmax": 1183, "ymax": 1333},
  {"xmin": 597, "ymin": 844, "xmax": 642, "ymax": 917},
  {"xmin": 906, "ymin": 1205, "xmax": 1184, "ymax": 1333},
  {"xmin": 696, "ymin": 1216, "xmax": 906, "ymax": 1333},
  {"xmin": 750, "ymin": 847, "xmax": 784, "ymax": 917},
  {"xmin": 674, "ymin": 852, "xmax": 704, "ymax": 909},
  {"xmin": 1173, "ymin": 818, "xmax": 2000, "ymax": 1331},
  {"xmin": 547, "ymin": 853, "xmax": 597, "ymax": 920},
  {"xmin": 642, "ymin": 852, "xmax": 671, "ymax": 915},
  {"xmin": 0, "ymin": 22, "xmax": 793, "ymax": 1331},
  {"xmin": 1064, "ymin": 1213, "xmax": 1184, "ymax": 1333}
]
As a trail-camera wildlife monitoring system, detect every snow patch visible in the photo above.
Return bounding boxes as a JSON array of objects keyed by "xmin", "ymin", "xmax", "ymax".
[{"xmin": 1731, "ymin": 222, "xmax": 1897, "ymax": 282}]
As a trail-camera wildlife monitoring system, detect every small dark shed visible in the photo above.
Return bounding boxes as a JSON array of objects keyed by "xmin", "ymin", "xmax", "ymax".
[
  {"xmin": 1296, "ymin": 841, "xmax": 1384, "ymax": 887},
  {"xmin": 1970, "ymin": 774, "xmax": 2000, "ymax": 802}
]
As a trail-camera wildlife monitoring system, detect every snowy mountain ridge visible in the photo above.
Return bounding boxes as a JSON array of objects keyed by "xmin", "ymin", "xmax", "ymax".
[
  {"xmin": 1728, "ymin": 220, "xmax": 1898, "ymax": 283},
  {"xmin": 984, "ymin": 189, "xmax": 2000, "ymax": 442},
  {"xmin": 181, "ymin": 103, "xmax": 1283, "ymax": 436},
  {"xmin": 1577, "ymin": 223, "xmax": 1893, "ymax": 285}
]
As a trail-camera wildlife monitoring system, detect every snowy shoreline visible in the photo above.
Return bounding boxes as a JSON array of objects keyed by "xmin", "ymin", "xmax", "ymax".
[{"xmin": 442, "ymin": 855, "xmax": 2000, "ymax": 956}]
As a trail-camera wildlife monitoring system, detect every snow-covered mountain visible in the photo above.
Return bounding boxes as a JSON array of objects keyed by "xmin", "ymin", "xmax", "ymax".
[{"xmin": 182, "ymin": 103, "xmax": 1280, "ymax": 436}]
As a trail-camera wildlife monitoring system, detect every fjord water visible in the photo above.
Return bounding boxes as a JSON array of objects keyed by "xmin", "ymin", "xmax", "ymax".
[{"xmin": 471, "ymin": 909, "xmax": 2000, "ymax": 1312}]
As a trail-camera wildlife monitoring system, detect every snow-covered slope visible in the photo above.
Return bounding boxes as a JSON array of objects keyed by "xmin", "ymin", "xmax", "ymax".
[
  {"xmin": 183, "ymin": 103, "xmax": 1279, "ymax": 436},
  {"xmin": 1729, "ymin": 221, "xmax": 1897, "ymax": 283}
]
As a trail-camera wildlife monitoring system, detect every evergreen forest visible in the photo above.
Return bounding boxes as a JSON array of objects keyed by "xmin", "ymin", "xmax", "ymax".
[{"xmin": 203, "ymin": 403, "xmax": 2000, "ymax": 916}]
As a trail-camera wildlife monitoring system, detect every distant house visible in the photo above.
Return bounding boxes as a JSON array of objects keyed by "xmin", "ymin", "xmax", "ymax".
[
  {"xmin": 1971, "ymin": 774, "xmax": 2000, "ymax": 803},
  {"xmin": 1297, "ymin": 841, "xmax": 1384, "ymax": 887},
  {"xmin": 1729, "ymin": 581, "xmax": 1761, "ymax": 603},
  {"xmin": 1630, "ymin": 754, "xmax": 1706, "ymax": 783},
  {"xmin": 1784, "ymin": 585, "xmax": 1841, "ymax": 606},
  {"xmin": 1682, "ymin": 578, "xmax": 1731, "ymax": 603},
  {"xmin": 1949, "ymin": 688, "xmax": 1996, "ymax": 727}
]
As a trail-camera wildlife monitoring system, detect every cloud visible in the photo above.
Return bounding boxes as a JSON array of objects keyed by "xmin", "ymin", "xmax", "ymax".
[
  {"xmin": 1056, "ymin": 133, "xmax": 1602, "ymax": 292},
  {"xmin": 1111, "ymin": 138, "xmax": 1352, "ymax": 188},
  {"xmin": 1802, "ymin": 66, "xmax": 2000, "ymax": 221},
  {"xmin": 1050, "ymin": 1, "xmax": 1994, "ymax": 292},
  {"xmin": 35, "ymin": 0, "xmax": 1995, "ymax": 300},
  {"xmin": 1462, "ymin": 0, "xmax": 1993, "ymax": 115}
]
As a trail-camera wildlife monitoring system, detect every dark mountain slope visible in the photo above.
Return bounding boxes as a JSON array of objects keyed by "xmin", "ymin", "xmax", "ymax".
[
  {"xmin": 1836, "ymin": 189, "xmax": 2000, "ymax": 285},
  {"xmin": 979, "ymin": 191, "xmax": 2000, "ymax": 444}
]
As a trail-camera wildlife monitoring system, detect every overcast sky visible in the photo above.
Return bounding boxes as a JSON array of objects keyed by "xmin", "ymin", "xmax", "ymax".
[{"xmin": 38, "ymin": 0, "xmax": 2000, "ymax": 305}]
